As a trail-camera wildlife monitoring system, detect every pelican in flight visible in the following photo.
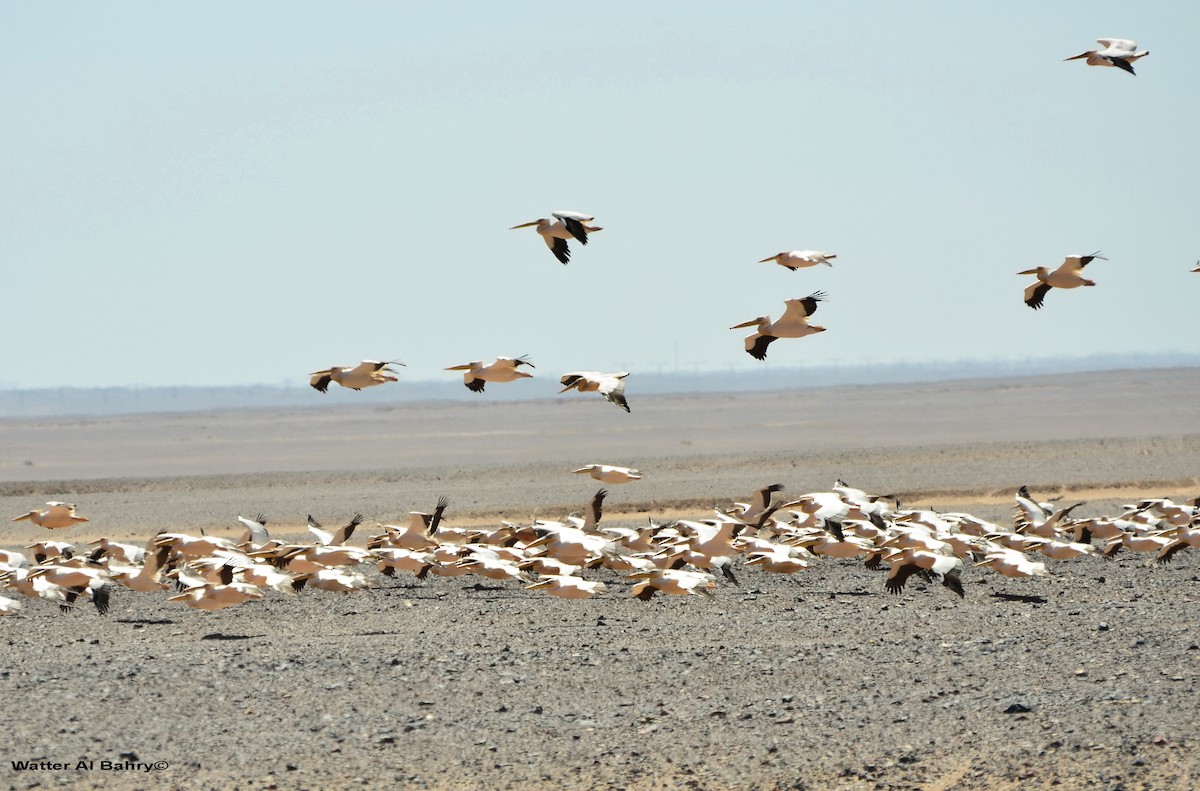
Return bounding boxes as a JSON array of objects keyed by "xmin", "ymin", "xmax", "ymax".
[
  {"xmin": 310, "ymin": 360, "xmax": 404, "ymax": 392},
  {"xmin": 11, "ymin": 503, "xmax": 89, "ymax": 530},
  {"xmin": 1065, "ymin": 39, "xmax": 1148, "ymax": 75},
  {"xmin": 559, "ymin": 371, "xmax": 630, "ymax": 412},
  {"xmin": 445, "ymin": 356, "xmax": 534, "ymax": 392},
  {"xmin": 572, "ymin": 464, "xmax": 642, "ymax": 484},
  {"xmin": 1191, "ymin": 261, "xmax": 1199, "ymax": 273},
  {"xmin": 759, "ymin": 250, "xmax": 836, "ymax": 271},
  {"xmin": 511, "ymin": 211, "xmax": 602, "ymax": 265},
  {"xmin": 731, "ymin": 292, "xmax": 826, "ymax": 360},
  {"xmin": 1019, "ymin": 253, "xmax": 1104, "ymax": 310}
]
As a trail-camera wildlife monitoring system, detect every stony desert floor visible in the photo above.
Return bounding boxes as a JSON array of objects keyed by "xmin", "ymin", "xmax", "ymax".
[{"xmin": 2, "ymin": 368, "xmax": 1199, "ymax": 790}]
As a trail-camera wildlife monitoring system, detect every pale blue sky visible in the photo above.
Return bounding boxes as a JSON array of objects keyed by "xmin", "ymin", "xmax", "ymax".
[{"xmin": 3, "ymin": 2, "xmax": 1197, "ymax": 388}]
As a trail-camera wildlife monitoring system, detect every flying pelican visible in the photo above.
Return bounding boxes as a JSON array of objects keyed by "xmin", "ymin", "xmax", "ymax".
[
  {"xmin": 309, "ymin": 360, "xmax": 404, "ymax": 392},
  {"xmin": 559, "ymin": 371, "xmax": 630, "ymax": 412},
  {"xmin": 731, "ymin": 292, "xmax": 827, "ymax": 360},
  {"xmin": 11, "ymin": 503, "xmax": 89, "ymax": 530},
  {"xmin": 1019, "ymin": 253, "xmax": 1104, "ymax": 310},
  {"xmin": 1192, "ymin": 261, "xmax": 1200, "ymax": 273},
  {"xmin": 445, "ymin": 356, "xmax": 534, "ymax": 392},
  {"xmin": 1064, "ymin": 39, "xmax": 1148, "ymax": 75},
  {"xmin": 759, "ymin": 250, "xmax": 836, "ymax": 271},
  {"xmin": 510, "ymin": 211, "xmax": 602, "ymax": 265},
  {"xmin": 572, "ymin": 464, "xmax": 642, "ymax": 484}
]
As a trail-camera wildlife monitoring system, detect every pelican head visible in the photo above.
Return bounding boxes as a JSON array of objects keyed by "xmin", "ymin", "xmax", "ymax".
[
  {"xmin": 1063, "ymin": 51, "xmax": 1093, "ymax": 62},
  {"xmin": 571, "ymin": 466, "xmax": 597, "ymax": 475},
  {"xmin": 510, "ymin": 220, "xmax": 548, "ymax": 230},
  {"xmin": 445, "ymin": 362, "xmax": 481, "ymax": 371},
  {"xmin": 730, "ymin": 316, "xmax": 769, "ymax": 330},
  {"xmin": 1017, "ymin": 267, "xmax": 1047, "ymax": 276}
]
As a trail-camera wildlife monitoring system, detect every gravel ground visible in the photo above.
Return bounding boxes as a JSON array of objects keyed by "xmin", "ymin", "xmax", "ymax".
[{"xmin": 2, "ymin": 370, "xmax": 1200, "ymax": 790}]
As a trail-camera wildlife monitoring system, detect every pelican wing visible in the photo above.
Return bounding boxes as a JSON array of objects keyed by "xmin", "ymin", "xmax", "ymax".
[
  {"xmin": 745, "ymin": 333, "xmax": 776, "ymax": 360},
  {"xmin": 1097, "ymin": 38, "xmax": 1137, "ymax": 55},
  {"xmin": 465, "ymin": 377, "xmax": 486, "ymax": 393},
  {"xmin": 797, "ymin": 291, "xmax": 826, "ymax": 317},
  {"xmin": 1023, "ymin": 282, "xmax": 1050, "ymax": 310},
  {"xmin": 309, "ymin": 371, "xmax": 333, "ymax": 392},
  {"xmin": 1109, "ymin": 57, "xmax": 1135, "ymax": 74},
  {"xmin": 548, "ymin": 236, "xmax": 571, "ymax": 265},
  {"xmin": 598, "ymin": 375, "xmax": 630, "ymax": 412}
]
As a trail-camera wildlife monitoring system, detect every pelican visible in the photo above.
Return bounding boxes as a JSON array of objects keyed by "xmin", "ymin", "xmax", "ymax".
[
  {"xmin": 510, "ymin": 211, "xmax": 602, "ymax": 265},
  {"xmin": 525, "ymin": 575, "xmax": 607, "ymax": 599},
  {"xmin": 1064, "ymin": 39, "xmax": 1148, "ymax": 75},
  {"xmin": 759, "ymin": 250, "xmax": 836, "ymax": 271},
  {"xmin": 11, "ymin": 503, "xmax": 89, "ymax": 530},
  {"xmin": 309, "ymin": 360, "xmax": 404, "ymax": 392},
  {"xmin": 731, "ymin": 292, "xmax": 826, "ymax": 360},
  {"xmin": 572, "ymin": 464, "xmax": 642, "ymax": 484},
  {"xmin": 445, "ymin": 356, "xmax": 534, "ymax": 393},
  {"xmin": 1019, "ymin": 253, "xmax": 1104, "ymax": 310},
  {"xmin": 1192, "ymin": 261, "xmax": 1199, "ymax": 273},
  {"xmin": 559, "ymin": 371, "xmax": 630, "ymax": 412}
]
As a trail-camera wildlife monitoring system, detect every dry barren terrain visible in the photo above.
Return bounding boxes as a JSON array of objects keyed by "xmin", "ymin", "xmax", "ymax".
[{"xmin": 2, "ymin": 369, "xmax": 1199, "ymax": 790}]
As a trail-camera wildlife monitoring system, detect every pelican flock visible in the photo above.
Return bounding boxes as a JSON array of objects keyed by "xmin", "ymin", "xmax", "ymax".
[
  {"xmin": 4, "ymin": 483, "xmax": 1197, "ymax": 617},
  {"xmin": 11, "ymin": 34, "xmax": 1195, "ymax": 627},
  {"xmin": 1019, "ymin": 253, "xmax": 1104, "ymax": 310}
]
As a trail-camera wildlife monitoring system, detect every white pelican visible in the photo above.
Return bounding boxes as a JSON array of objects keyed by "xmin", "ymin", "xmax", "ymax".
[
  {"xmin": 1019, "ymin": 253, "xmax": 1104, "ymax": 310},
  {"xmin": 307, "ymin": 514, "xmax": 364, "ymax": 546},
  {"xmin": 309, "ymin": 360, "xmax": 404, "ymax": 392},
  {"xmin": 731, "ymin": 292, "xmax": 826, "ymax": 360},
  {"xmin": 628, "ymin": 568, "xmax": 717, "ymax": 601},
  {"xmin": 1192, "ymin": 261, "xmax": 1200, "ymax": 273},
  {"xmin": 1065, "ymin": 39, "xmax": 1148, "ymax": 75},
  {"xmin": 445, "ymin": 356, "xmax": 534, "ymax": 392},
  {"xmin": 559, "ymin": 371, "xmax": 630, "ymax": 412},
  {"xmin": 0, "ymin": 595, "xmax": 19, "ymax": 616},
  {"xmin": 168, "ymin": 565, "xmax": 263, "ymax": 611},
  {"xmin": 11, "ymin": 503, "xmax": 89, "ymax": 530},
  {"xmin": 883, "ymin": 549, "xmax": 964, "ymax": 597},
  {"xmin": 525, "ymin": 575, "xmax": 607, "ymax": 599},
  {"xmin": 572, "ymin": 464, "xmax": 642, "ymax": 484},
  {"xmin": 510, "ymin": 211, "xmax": 602, "ymax": 265},
  {"xmin": 759, "ymin": 250, "xmax": 836, "ymax": 271}
]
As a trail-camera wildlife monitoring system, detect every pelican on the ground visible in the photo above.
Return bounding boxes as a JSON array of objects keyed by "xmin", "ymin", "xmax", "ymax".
[
  {"xmin": 559, "ymin": 371, "xmax": 631, "ymax": 412},
  {"xmin": 759, "ymin": 250, "xmax": 836, "ymax": 270},
  {"xmin": 1064, "ymin": 39, "xmax": 1148, "ymax": 75},
  {"xmin": 445, "ymin": 356, "xmax": 534, "ymax": 392},
  {"xmin": 11, "ymin": 503, "xmax": 89, "ymax": 530},
  {"xmin": 511, "ymin": 211, "xmax": 602, "ymax": 265},
  {"xmin": 572, "ymin": 464, "xmax": 642, "ymax": 484},
  {"xmin": 731, "ymin": 292, "xmax": 827, "ymax": 360},
  {"xmin": 310, "ymin": 360, "xmax": 404, "ymax": 392},
  {"xmin": 1019, "ymin": 253, "xmax": 1104, "ymax": 310}
]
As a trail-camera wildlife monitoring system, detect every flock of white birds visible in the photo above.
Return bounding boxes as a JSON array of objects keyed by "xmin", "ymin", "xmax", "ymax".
[
  {"xmin": 5, "ymin": 37, "xmax": 1196, "ymax": 619},
  {"xmin": 304, "ymin": 41, "xmax": 1197, "ymax": 405},
  {"xmin": 4, "ymin": 480, "xmax": 1200, "ymax": 617}
]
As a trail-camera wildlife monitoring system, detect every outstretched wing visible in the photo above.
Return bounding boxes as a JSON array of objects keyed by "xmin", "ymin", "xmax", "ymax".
[
  {"xmin": 1024, "ymin": 282, "xmax": 1050, "ymax": 310},
  {"xmin": 745, "ymin": 333, "xmax": 775, "ymax": 360}
]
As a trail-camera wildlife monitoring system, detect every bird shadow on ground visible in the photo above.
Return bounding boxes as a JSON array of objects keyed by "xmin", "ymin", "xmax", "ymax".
[
  {"xmin": 199, "ymin": 632, "xmax": 262, "ymax": 641},
  {"xmin": 116, "ymin": 618, "xmax": 176, "ymax": 625},
  {"xmin": 990, "ymin": 592, "xmax": 1048, "ymax": 604}
]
